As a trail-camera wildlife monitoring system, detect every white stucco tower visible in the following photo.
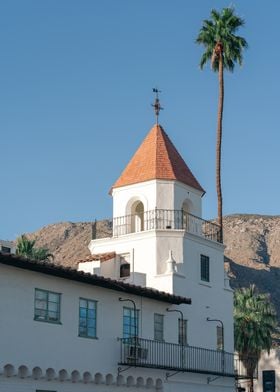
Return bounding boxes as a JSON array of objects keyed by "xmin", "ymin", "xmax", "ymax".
[{"xmin": 84, "ymin": 122, "xmax": 233, "ymax": 354}]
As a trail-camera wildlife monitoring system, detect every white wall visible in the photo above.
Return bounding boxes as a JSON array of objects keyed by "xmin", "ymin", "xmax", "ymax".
[
  {"xmin": 0, "ymin": 263, "xmax": 234, "ymax": 392},
  {"xmin": 253, "ymin": 349, "xmax": 280, "ymax": 392},
  {"xmin": 89, "ymin": 229, "xmax": 233, "ymax": 354},
  {"xmin": 112, "ymin": 180, "xmax": 202, "ymax": 219}
]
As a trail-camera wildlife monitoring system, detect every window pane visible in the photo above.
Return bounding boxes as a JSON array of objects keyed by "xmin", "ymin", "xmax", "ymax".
[
  {"xmin": 123, "ymin": 308, "xmax": 131, "ymax": 316},
  {"xmin": 79, "ymin": 326, "xmax": 87, "ymax": 335},
  {"xmin": 80, "ymin": 308, "xmax": 87, "ymax": 318},
  {"xmin": 34, "ymin": 289, "xmax": 60, "ymax": 323},
  {"xmin": 35, "ymin": 299, "xmax": 47, "ymax": 310},
  {"xmin": 88, "ymin": 301, "xmax": 96, "ymax": 309},
  {"xmin": 123, "ymin": 307, "xmax": 139, "ymax": 338},
  {"xmin": 217, "ymin": 326, "xmax": 223, "ymax": 350},
  {"xmin": 35, "ymin": 309, "xmax": 47, "ymax": 320},
  {"xmin": 48, "ymin": 293, "xmax": 59, "ymax": 303},
  {"xmin": 87, "ymin": 327, "xmax": 96, "ymax": 337},
  {"xmin": 88, "ymin": 318, "xmax": 95, "ymax": 327},
  {"xmin": 48, "ymin": 302, "xmax": 59, "ymax": 312},
  {"xmin": 178, "ymin": 319, "xmax": 187, "ymax": 346},
  {"xmin": 88, "ymin": 309, "xmax": 95, "ymax": 319},
  {"xmin": 35, "ymin": 290, "xmax": 47, "ymax": 300},
  {"xmin": 48, "ymin": 311, "xmax": 59, "ymax": 321},
  {"xmin": 200, "ymin": 255, "xmax": 210, "ymax": 282},
  {"xmin": 79, "ymin": 298, "xmax": 97, "ymax": 338},
  {"xmin": 154, "ymin": 314, "xmax": 164, "ymax": 341},
  {"xmin": 80, "ymin": 299, "xmax": 87, "ymax": 308}
]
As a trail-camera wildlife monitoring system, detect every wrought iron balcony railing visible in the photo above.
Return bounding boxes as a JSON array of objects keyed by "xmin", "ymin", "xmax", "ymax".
[
  {"xmin": 113, "ymin": 209, "xmax": 222, "ymax": 243},
  {"xmin": 118, "ymin": 338, "xmax": 255, "ymax": 379}
]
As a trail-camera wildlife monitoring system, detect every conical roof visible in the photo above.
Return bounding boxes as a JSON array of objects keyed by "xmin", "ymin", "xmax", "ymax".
[{"xmin": 112, "ymin": 124, "xmax": 205, "ymax": 193}]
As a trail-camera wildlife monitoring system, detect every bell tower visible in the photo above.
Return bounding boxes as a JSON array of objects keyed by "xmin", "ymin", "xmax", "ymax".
[{"xmin": 83, "ymin": 96, "xmax": 233, "ymax": 358}]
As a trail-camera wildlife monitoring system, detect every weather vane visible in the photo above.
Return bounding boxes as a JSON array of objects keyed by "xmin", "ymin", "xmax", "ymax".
[{"xmin": 152, "ymin": 88, "xmax": 163, "ymax": 124}]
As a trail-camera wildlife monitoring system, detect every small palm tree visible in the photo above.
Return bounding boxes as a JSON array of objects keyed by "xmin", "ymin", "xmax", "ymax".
[
  {"xmin": 16, "ymin": 235, "xmax": 36, "ymax": 257},
  {"xmin": 16, "ymin": 234, "xmax": 53, "ymax": 261},
  {"xmin": 234, "ymin": 285, "xmax": 277, "ymax": 392},
  {"xmin": 196, "ymin": 8, "xmax": 248, "ymax": 242}
]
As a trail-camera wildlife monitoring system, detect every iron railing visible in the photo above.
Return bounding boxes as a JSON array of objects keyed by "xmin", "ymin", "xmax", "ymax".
[
  {"xmin": 119, "ymin": 337, "xmax": 255, "ymax": 379},
  {"xmin": 113, "ymin": 209, "xmax": 222, "ymax": 243}
]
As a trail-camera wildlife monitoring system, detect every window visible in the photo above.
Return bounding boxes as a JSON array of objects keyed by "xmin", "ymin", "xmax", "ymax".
[
  {"xmin": 79, "ymin": 298, "xmax": 97, "ymax": 338},
  {"xmin": 178, "ymin": 319, "xmax": 187, "ymax": 346},
  {"xmin": 123, "ymin": 307, "xmax": 139, "ymax": 338},
  {"xmin": 120, "ymin": 263, "xmax": 130, "ymax": 278},
  {"xmin": 154, "ymin": 313, "xmax": 164, "ymax": 341},
  {"xmin": 1, "ymin": 246, "xmax": 11, "ymax": 253},
  {"xmin": 217, "ymin": 325, "xmax": 224, "ymax": 350},
  {"xmin": 200, "ymin": 254, "xmax": 210, "ymax": 282},
  {"xmin": 34, "ymin": 289, "xmax": 61, "ymax": 323},
  {"xmin": 263, "ymin": 370, "xmax": 275, "ymax": 392}
]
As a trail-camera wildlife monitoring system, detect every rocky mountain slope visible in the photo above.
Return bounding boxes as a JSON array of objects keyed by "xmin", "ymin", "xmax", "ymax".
[{"xmin": 24, "ymin": 214, "xmax": 280, "ymax": 317}]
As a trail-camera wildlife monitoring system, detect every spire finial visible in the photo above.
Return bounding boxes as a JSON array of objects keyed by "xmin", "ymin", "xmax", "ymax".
[{"xmin": 152, "ymin": 88, "xmax": 163, "ymax": 124}]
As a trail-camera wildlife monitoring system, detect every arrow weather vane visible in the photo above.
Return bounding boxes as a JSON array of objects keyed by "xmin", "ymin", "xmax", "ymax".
[{"xmin": 152, "ymin": 88, "xmax": 163, "ymax": 124}]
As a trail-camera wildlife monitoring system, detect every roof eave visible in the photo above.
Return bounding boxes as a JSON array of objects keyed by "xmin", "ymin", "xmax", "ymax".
[{"xmin": 0, "ymin": 254, "xmax": 191, "ymax": 305}]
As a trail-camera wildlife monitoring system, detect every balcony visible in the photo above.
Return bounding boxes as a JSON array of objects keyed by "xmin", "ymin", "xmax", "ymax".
[
  {"xmin": 113, "ymin": 209, "xmax": 222, "ymax": 243},
  {"xmin": 119, "ymin": 338, "xmax": 254, "ymax": 379}
]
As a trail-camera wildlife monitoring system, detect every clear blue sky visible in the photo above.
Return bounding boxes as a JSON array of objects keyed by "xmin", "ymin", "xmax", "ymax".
[{"xmin": 1, "ymin": 1, "xmax": 279, "ymax": 240}]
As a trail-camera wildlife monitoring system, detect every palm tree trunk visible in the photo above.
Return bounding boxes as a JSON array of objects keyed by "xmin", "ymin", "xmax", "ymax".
[
  {"xmin": 249, "ymin": 376, "xmax": 254, "ymax": 392},
  {"xmin": 216, "ymin": 53, "xmax": 224, "ymax": 243}
]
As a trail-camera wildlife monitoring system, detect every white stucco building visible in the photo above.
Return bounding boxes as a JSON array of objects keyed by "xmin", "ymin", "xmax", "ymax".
[
  {"xmin": 0, "ymin": 239, "xmax": 15, "ymax": 254},
  {"xmin": 0, "ymin": 122, "xmax": 248, "ymax": 391}
]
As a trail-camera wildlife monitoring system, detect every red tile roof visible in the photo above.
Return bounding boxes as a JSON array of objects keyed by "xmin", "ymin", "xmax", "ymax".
[
  {"xmin": 111, "ymin": 124, "xmax": 204, "ymax": 193},
  {"xmin": 79, "ymin": 252, "xmax": 116, "ymax": 263}
]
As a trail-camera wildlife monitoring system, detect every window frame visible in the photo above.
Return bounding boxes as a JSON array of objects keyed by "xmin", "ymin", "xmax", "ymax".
[
  {"xmin": 216, "ymin": 325, "xmax": 224, "ymax": 351},
  {"xmin": 78, "ymin": 297, "xmax": 98, "ymax": 339},
  {"xmin": 123, "ymin": 306, "xmax": 139, "ymax": 339},
  {"xmin": 178, "ymin": 318, "xmax": 188, "ymax": 346},
  {"xmin": 34, "ymin": 288, "xmax": 61, "ymax": 324},
  {"xmin": 263, "ymin": 370, "xmax": 275, "ymax": 392},
  {"xmin": 154, "ymin": 313, "xmax": 164, "ymax": 341},
  {"xmin": 200, "ymin": 254, "xmax": 210, "ymax": 282}
]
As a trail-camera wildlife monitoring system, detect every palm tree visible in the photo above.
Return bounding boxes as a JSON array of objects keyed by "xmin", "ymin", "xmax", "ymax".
[
  {"xmin": 16, "ymin": 234, "xmax": 53, "ymax": 261},
  {"xmin": 16, "ymin": 235, "xmax": 36, "ymax": 257},
  {"xmin": 234, "ymin": 285, "xmax": 277, "ymax": 392},
  {"xmin": 196, "ymin": 8, "xmax": 248, "ymax": 242}
]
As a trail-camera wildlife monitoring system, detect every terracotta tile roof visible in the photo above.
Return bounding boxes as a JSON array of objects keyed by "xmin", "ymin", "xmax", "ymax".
[
  {"xmin": 112, "ymin": 124, "xmax": 205, "ymax": 193},
  {"xmin": 0, "ymin": 253, "xmax": 191, "ymax": 305},
  {"xmin": 79, "ymin": 252, "xmax": 116, "ymax": 263}
]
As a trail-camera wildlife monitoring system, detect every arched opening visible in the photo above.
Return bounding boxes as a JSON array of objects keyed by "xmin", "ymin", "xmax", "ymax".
[
  {"xmin": 4, "ymin": 364, "xmax": 14, "ymax": 378},
  {"xmin": 182, "ymin": 199, "xmax": 193, "ymax": 230},
  {"xmin": 83, "ymin": 371, "xmax": 92, "ymax": 384},
  {"xmin": 71, "ymin": 370, "xmax": 80, "ymax": 383},
  {"xmin": 32, "ymin": 367, "xmax": 42, "ymax": 380},
  {"xmin": 18, "ymin": 365, "xmax": 29, "ymax": 379},
  {"xmin": 131, "ymin": 201, "xmax": 144, "ymax": 233}
]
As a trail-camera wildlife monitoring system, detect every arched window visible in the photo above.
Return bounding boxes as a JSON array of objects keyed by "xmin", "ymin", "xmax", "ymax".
[{"xmin": 130, "ymin": 201, "xmax": 144, "ymax": 233}]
